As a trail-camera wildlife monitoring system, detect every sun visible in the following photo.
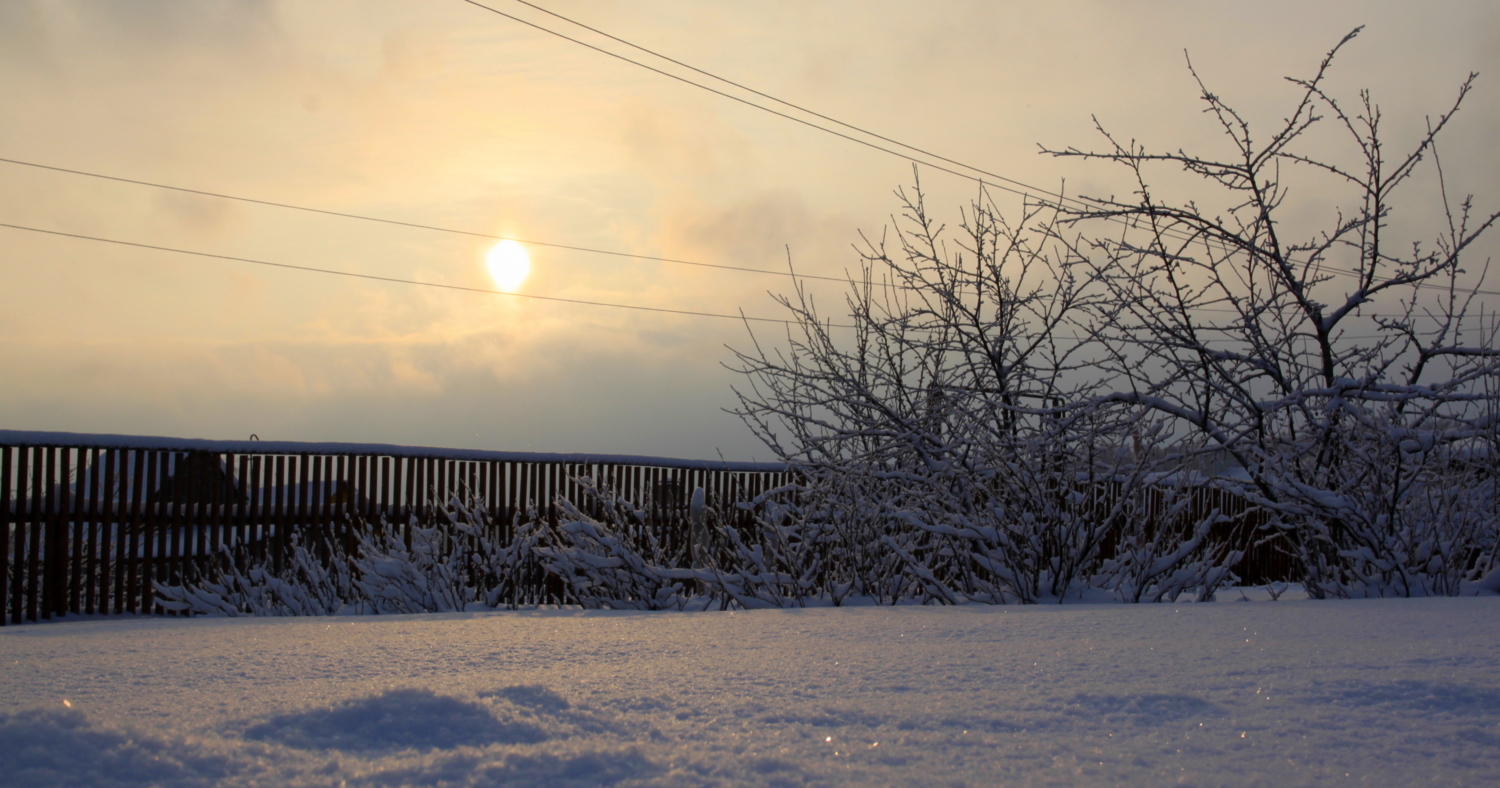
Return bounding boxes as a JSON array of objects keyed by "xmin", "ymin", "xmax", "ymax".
[{"xmin": 485, "ymin": 240, "xmax": 531, "ymax": 292}]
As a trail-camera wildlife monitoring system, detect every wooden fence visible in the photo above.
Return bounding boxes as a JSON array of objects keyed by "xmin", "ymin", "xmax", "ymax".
[
  {"xmin": 2, "ymin": 433, "xmax": 1297, "ymax": 625},
  {"xmin": 0, "ymin": 437, "xmax": 795, "ymax": 625}
]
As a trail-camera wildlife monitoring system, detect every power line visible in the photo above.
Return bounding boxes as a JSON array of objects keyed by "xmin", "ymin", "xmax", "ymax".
[
  {"xmin": 470, "ymin": 0, "xmax": 1499, "ymax": 301},
  {"xmin": 501, "ymin": 0, "xmax": 1091, "ymax": 212},
  {"xmin": 456, "ymin": 0, "xmax": 1067, "ymax": 208},
  {"xmin": 0, "ymin": 156, "xmax": 856, "ymax": 286},
  {"xmin": 5, "ymin": 154, "xmax": 1490, "ymax": 314},
  {"xmin": 9, "ymin": 8, "xmax": 1485, "ymax": 303},
  {"xmin": 6, "ymin": 221, "xmax": 1483, "ymax": 343},
  {"xmin": 0, "ymin": 221, "xmax": 827, "ymax": 326}
]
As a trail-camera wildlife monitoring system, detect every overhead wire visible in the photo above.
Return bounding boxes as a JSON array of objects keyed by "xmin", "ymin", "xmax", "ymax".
[
  {"xmin": 0, "ymin": 221, "xmax": 843, "ymax": 326},
  {"xmin": 0, "ymin": 156, "xmax": 854, "ymax": 286},
  {"xmin": 3, "ymin": 1, "xmax": 1491, "ymax": 324},
  {"xmin": 466, "ymin": 0, "xmax": 1498, "ymax": 300},
  {"xmin": 3, "ymin": 154, "xmax": 1491, "ymax": 321},
  {"xmin": 455, "ymin": 0, "xmax": 1065, "ymax": 208},
  {"xmin": 6, "ymin": 2, "xmax": 1491, "ymax": 305},
  {"xmin": 500, "ymin": 0, "xmax": 1093, "ymax": 213},
  {"xmin": 3, "ymin": 220, "xmax": 1480, "ymax": 342}
]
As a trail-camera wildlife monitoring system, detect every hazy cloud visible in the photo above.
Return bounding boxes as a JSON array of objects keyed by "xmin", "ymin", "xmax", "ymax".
[{"xmin": 2, "ymin": 0, "xmax": 1497, "ymax": 460}]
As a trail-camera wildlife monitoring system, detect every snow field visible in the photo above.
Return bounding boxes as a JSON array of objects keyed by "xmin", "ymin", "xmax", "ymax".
[{"xmin": 2, "ymin": 596, "xmax": 1498, "ymax": 787}]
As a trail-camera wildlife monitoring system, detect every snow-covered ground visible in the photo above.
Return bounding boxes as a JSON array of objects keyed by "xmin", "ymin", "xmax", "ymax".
[{"xmin": 2, "ymin": 593, "xmax": 1497, "ymax": 787}]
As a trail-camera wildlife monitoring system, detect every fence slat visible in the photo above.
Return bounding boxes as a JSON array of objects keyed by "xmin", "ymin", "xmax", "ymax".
[
  {"xmin": 142, "ymin": 451, "xmax": 156, "ymax": 615},
  {"xmin": 26, "ymin": 447, "xmax": 43, "ymax": 622},
  {"xmin": 166, "ymin": 452, "xmax": 184, "ymax": 617},
  {"xmin": 1, "ymin": 446, "xmax": 11, "ymax": 625},
  {"xmin": 14, "ymin": 447, "xmax": 29, "ymax": 623}
]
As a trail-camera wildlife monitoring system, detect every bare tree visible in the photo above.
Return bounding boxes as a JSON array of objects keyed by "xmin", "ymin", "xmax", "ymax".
[
  {"xmin": 1044, "ymin": 27, "xmax": 1500, "ymax": 597},
  {"xmin": 731, "ymin": 175, "xmax": 1239, "ymax": 603}
]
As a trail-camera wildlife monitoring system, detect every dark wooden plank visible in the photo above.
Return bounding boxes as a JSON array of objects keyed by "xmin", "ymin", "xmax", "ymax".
[
  {"xmin": 356, "ymin": 454, "xmax": 370, "ymax": 524},
  {"xmin": 26, "ymin": 447, "xmax": 43, "ymax": 622},
  {"xmin": 372, "ymin": 454, "xmax": 383, "ymax": 522},
  {"xmin": 179, "ymin": 453, "xmax": 195, "ymax": 585},
  {"xmin": 95, "ymin": 447, "xmax": 112, "ymax": 615},
  {"xmin": 421, "ymin": 456, "xmax": 434, "ymax": 520},
  {"xmin": 470, "ymin": 460, "xmax": 481, "ymax": 507},
  {"xmin": 86, "ymin": 447, "xmax": 104, "ymax": 614},
  {"xmin": 0, "ymin": 444, "xmax": 10, "ymax": 624},
  {"xmin": 295, "ymin": 453, "xmax": 309, "ymax": 557},
  {"xmin": 111, "ymin": 451, "xmax": 129, "ymax": 614},
  {"xmin": 0, "ymin": 445, "xmax": 12, "ymax": 625},
  {"xmin": 170, "ymin": 452, "xmax": 187, "ymax": 613},
  {"xmin": 41, "ymin": 446, "xmax": 61, "ymax": 620},
  {"xmin": 335, "ymin": 454, "xmax": 352, "ymax": 555},
  {"xmin": 460, "ymin": 458, "xmax": 470, "ymax": 506},
  {"xmin": 312, "ymin": 454, "xmax": 327, "ymax": 560},
  {"xmin": 489, "ymin": 460, "xmax": 501, "ymax": 536},
  {"xmin": 60, "ymin": 446, "xmax": 78, "ymax": 615},
  {"xmin": 591, "ymin": 463, "xmax": 605, "ymax": 521},
  {"xmin": 503, "ymin": 460, "xmax": 519, "ymax": 541},
  {"xmin": 125, "ymin": 450, "xmax": 143, "ymax": 615},
  {"xmin": 454, "ymin": 458, "xmax": 466, "ymax": 511},
  {"xmin": 113, "ymin": 449, "xmax": 133, "ymax": 614},
  {"xmin": 468, "ymin": 460, "xmax": 477, "ymax": 507},
  {"xmin": 392, "ymin": 454, "xmax": 407, "ymax": 524},
  {"xmin": 527, "ymin": 461, "xmax": 540, "ymax": 517},
  {"xmin": 514, "ymin": 460, "xmax": 526, "ymax": 516},
  {"xmin": 258, "ymin": 453, "xmax": 272, "ymax": 563},
  {"xmin": 646, "ymin": 466, "xmax": 661, "ymax": 547},
  {"xmin": 212, "ymin": 452, "xmax": 231, "ymax": 560},
  {"xmin": 246, "ymin": 455, "xmax": 262, "ymax": 566},
  {"xmin": 380, "ymin": 455, "xmax": 393, "ymax": 525},
  {"xmin": 327, "ymin": 454, "xmax": 341, "ymax": 554},
  {"xmin": 14, "ymin": 446, "xmax": 30, "ymax": 623},
  {"xmin": 190, "ymin": 452, "xmax": 208, "ymax": 570},
  {"xmin": 273, "ymin": 454, "xmax": 288, "ymax": 573},
  {"xmin": 576, "ymin": 462, "xmax": 588, "ymax": 510},
  {"xmin": 396, "ymin": 455, "xmax": 407, "ymax": 523},
  {"xmin": 143, "ymin": 450, "xmax": 161, "ymax": 615},
  {"xmin": 75, "ymin": 448, "xmax": 93, "ymax": 614},
  {"xmin": 166, "ymin": 453, "xmax": 185, "ymax": 616},
  {"xmin": 547, "ymin": 463, "xmax": 560, "ymax": 526},
  {"xmin": 9, "ymin": 448, "xmax": 28, "ymax": 620},
  {"xmin": 454, "ymin": 459, "xmax": 466, "ymax": 505},
  {"xmin": 535, "ymin": 461, "xmax": 547, "ymax": 524}
]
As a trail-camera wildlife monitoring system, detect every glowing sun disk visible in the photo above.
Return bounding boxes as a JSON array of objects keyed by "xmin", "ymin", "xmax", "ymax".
[{"xmin": 485, "ymin": 240, "xmax": 531, "ymax": 292}]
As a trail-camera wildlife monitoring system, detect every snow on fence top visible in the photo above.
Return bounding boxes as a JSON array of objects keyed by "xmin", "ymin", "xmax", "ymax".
[{"xmin": 0, "ymin": 430, "xmax": 788, "ymax": 472}]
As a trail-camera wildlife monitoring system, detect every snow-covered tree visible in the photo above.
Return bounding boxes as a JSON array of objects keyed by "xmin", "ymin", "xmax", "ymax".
[
  {"xmin": 1042, "ymin": 27, "xmax": 1500, "ymax": 597},
  {"xmin": 732, "ymin": 28, "xmax": 1500, "ymax": 601}
]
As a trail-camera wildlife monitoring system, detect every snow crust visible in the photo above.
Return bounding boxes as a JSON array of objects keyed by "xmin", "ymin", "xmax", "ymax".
[{"xmin": 2, "ymin": 596, "xmax": 1497, "ymax": 787}]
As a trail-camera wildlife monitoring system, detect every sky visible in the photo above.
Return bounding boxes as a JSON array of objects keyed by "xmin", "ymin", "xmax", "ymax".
[{"xmin": 2, "ymin": 0, "xmax": 1498, "ymax": 461}]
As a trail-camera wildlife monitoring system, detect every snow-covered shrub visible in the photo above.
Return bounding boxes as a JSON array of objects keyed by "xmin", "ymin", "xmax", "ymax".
[
  {"xmin": 525, "ymin": 477, "xmax": 823, "ymax": 610},
  {"xmin": 694, "ymin": 484, "xmax": 828, "ymax": 608},
  {"xmin": 157, "ymin": 491, "xmax": 535, "ymax": 616},
  {"xmin": 1257, "ymin": 425, "xmax": 1500, "ymax": 598},
  {"xmin": 157, "ymin": 529, "xmax": 356, "ymax": 616},
  {"xmin": 525, "ymin": 478, "xmax": 694, "ymax": 610},
  {"xmin": 1090, "ymin": 482, "xmax": 1246, "ymax": 603}
]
